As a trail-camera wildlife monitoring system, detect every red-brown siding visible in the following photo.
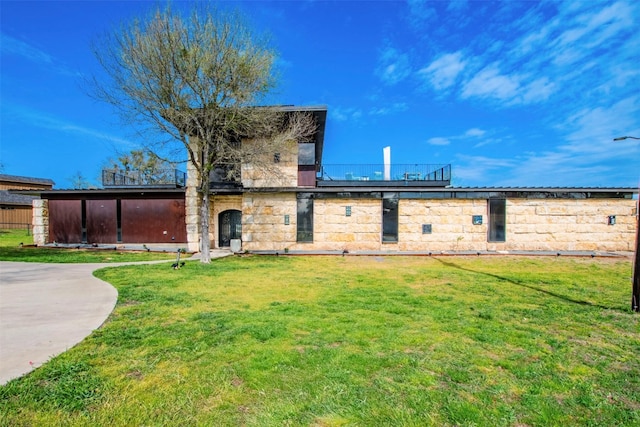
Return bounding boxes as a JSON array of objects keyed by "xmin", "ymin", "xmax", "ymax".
[
  {"xmin": 86, "ymin": 200, "xmax": 117, "ymax": 244},
  {"xmin": 48, "ymin": 200, "xmax": 82, "ymax": 243},
  {"xmin": 121, "ymin": 198, "xmax": 186, "ymax": 243}
]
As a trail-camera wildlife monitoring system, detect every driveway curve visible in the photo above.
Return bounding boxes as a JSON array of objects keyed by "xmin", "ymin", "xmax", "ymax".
[
  {"xmin": 0, "ymin": 252, "xmax": 232, "ymax": 386},
  {"xmin": 0, "ymin": 262, "xmax": 120, "ymax": 385}
]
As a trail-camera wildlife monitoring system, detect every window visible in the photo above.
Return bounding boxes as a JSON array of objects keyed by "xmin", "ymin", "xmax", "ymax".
[
  {"xmin": 382, "ymin": 193, "xmax": 398, "ymax": 243},
  {"xmin": 298, "ymin": 143, "xmax": 315, "ymax": 165},
  {"xmin": 488, "ymin": 199, "xmax": 506, "ymax": 242},
  {"xmin": 296, "ymin": 195, "xmax": 313, "ymax": 242}
]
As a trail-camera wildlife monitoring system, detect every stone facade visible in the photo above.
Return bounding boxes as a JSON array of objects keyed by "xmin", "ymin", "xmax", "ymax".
[
  {"xmin": 241, "ymin": 193, "xmax": 297, "ymax": 251},
  {"xmin": 234, "ymin": 196, "xmax": 637, "ymax": 253},
  {"xmin": 240, "ymin": 139, "xmax": 298, "ymax": 188}
]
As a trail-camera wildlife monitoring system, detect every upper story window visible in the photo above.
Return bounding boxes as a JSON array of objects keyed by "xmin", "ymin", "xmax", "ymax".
[{"xmin": 298, "ymin": 143, "xmax": 315, "ymax": 165}]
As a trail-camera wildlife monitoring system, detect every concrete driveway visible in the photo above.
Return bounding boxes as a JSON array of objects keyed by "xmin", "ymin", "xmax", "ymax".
[
  {"xmin": 0, "ymin": 262, "xmax": 119, "ymax": 385},
  {"xmin": 0, "ymin": 251, "xmax": 232, "ymax": 386}
]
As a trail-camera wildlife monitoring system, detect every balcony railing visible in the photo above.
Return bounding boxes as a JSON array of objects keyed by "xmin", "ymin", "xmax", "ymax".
[
  {"xmin": 102, "ymin": 169, "xmax": 186, "ymax": 188},
  {"xmin": 318, "ymin": 164, "xmax": 451, "ymax": 186}
]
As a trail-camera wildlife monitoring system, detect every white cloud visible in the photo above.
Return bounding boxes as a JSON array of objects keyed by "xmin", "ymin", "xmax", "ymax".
[
  {"xmin": 464, "ymin": 128, "xmax": 485, "ymax": 138},
  {"xmin": 561, "ymin": 95, "xmax": 640, "ymax": 155},
  {"xmin": 461, "ymin": 64, "xmax": 520, "ymax": 102},
  {"xmin": 0, "ymin": 32, "xmax": 79, "ymax": 77},
  {"xmin": 376, "ymin": 45, "xmax": 411, "ymax": 85},
  {"xmin": 330, "ymin": 107, "xmax": 363, "ymax": 122},
  {"xmin": 453, "ymin": 155, "xmax": 517, "ymax": 184},
  {"xmin": 407, "ymin": 0, "xmax": 437, "ymax": 28},
  {"xmin": 369, "ymin": 102, "xmax": 408, "ymax": 116},
  {"xmin": 0, "ymin": 33, "xmax": 52, "ymax": 64},
  {"xmin": 427, "ymin": 137, "xmax": 450, "ymax": 146},
  {"xmin": 5, "ymin": 103, "xmax": 134, "ymax": 148},
  {"xmin": 428, "ymin": 127, "xmax": 490, "ymax": 147},
  {"xmin": 418, "ymin": 52, "xmax": 466, "ymax": 91},
  {"xmin": 520, "ymin": 77, "xmax": 556, "ymax": 104}
]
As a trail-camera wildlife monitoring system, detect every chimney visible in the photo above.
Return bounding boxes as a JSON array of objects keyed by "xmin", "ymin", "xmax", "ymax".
[{"xmin": 383, "ymin": 146, "xmax": 391, "ymax": 181}]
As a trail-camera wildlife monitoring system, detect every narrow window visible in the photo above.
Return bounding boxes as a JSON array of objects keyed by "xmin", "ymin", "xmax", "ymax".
[
  {"xmin": 488, "ymin": 199, "xmax": 506, "ymax": 242},
  {"xmin": 382, "ymin": 193, "xmax": 398, "ymax": 243},
  {"xmin": 116, "ymin": 199, "xmax": 122, "ymax": 242},
  {"xmin": 81, "ymin": 199, "xmax": 87, "ymax": 243},
  {"xmin": 296, "ymin": 195, "xmax": 313, "ymax": 242}
]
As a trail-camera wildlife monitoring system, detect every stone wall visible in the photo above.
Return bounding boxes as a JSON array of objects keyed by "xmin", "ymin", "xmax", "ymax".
[
  {"xmin": 502, "ymin": 198, "xmax": 637, "ymax": 252},
  {"xmin": 312, "ymin": 199, "xmax": 382, "ymax": 251},
  {"xmin": 398, "ymin": 199, "xmax": 488, "ymax": 252},
  {"xmin": 239, "ymin": 196, "xmax": 637, "ymax": 253},
  {"xmin": 241, "ymin": 193, "xmax": 297, "ymax": 251},
  {"xmin": 241, "ymin": 139, "xmax": 298, "ymax": 188},
  {"xmin": 31, "ymin": 199, "xmax": 48, "ymax": 246}
]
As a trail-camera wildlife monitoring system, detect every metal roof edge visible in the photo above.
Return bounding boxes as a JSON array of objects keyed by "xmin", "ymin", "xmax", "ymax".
[
  {"xmin": 39, "ymin": 188, "xmax": 186, "ymax": 196},
  {"xmin": 0, "ymin": 174, "xmax": 55, "ymax": 186}
]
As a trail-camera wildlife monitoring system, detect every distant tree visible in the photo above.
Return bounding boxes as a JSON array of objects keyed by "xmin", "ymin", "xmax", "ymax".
[
  {"xmin": 90, "ymin": 4, "xmax": 315, "ymax": 262},
  {"xmin": 105, "ymin": 149, "xmax": 178, "ymax": 186},
  {"xmin": 69, "ymin": 171, "xmax": 91, "ymax": 189}
]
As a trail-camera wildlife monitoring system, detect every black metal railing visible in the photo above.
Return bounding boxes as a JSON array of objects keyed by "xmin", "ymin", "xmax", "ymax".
[
  {"xmin": 318, "ymin": 164, "xmax": 451, "ymax": 183},
  {"xmin": 102, "ymin": 169, "xmax": 186, "ymax": 188}
]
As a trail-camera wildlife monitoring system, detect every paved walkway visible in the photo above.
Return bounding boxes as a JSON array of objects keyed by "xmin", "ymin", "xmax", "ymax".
[{"xmin": 0, "ymin": 251, "xmax": 231, "ymax": 385}]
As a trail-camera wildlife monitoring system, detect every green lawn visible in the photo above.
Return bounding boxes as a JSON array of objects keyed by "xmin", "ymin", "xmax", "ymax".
[
  {"xmin": 1, "ymin": 254, "xmax": 639, "ymax": 426},
  {"xmin": 0, "ymin": 229, "xmax": 176, "ymax": 263}
]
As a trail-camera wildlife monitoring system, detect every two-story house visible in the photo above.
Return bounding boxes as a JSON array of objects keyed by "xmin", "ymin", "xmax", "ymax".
[{"xmin": 33, "ymin": 105, "xmax": 637, "ymax": 253}]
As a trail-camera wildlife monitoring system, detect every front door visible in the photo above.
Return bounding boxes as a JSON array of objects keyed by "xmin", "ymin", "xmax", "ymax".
[{"xmin": 218, "ymin": 209, "xmax": 242, "ymax": 247}]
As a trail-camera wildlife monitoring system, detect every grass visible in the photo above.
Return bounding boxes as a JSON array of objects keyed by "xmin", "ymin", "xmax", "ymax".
[
  {"xmin": 0, "ymin": 229, "xmax": 176, "ymax": 263},
  {"xmin": 1, "ymin": 254, "xmax": 638, "ymax": 426}
]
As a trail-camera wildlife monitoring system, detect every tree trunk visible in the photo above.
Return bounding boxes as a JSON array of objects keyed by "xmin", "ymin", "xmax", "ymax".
[{"xmin": 199, "ymin": 188, "xmax": 211, "ymax": 263}]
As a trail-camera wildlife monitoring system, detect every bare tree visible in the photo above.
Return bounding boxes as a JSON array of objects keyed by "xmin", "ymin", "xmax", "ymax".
[
  {"xmin": 91, "ymin": 4, "xmax": 315, "ymax": 262},
  {"xmin": 69, "ymin": 171, "xmax": 91, "ymax": 189}
]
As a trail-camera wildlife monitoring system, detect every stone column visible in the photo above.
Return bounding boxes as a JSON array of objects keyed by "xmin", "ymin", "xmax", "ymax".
[
  {"xmin": 32, "ymin": 199, "xmax": 48, "ymax": 245},
  {"xmin": 185, "ymin": 158, "xmax": 201, "ymax": 252}
]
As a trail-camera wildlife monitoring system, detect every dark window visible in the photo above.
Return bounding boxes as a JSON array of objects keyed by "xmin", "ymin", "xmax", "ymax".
[
  {"xmin": 296, "ymin": 196, "xmax": 313, "ymax": 242},
  {"xmin": 488, "ymin": 199, "xmax": 506, "ymax": 242},
  {"xmin": 116, "ymin": 199, "xmax": 122, "ymax": 242},
  {"xmin": 298, "ymin": 143, "xmax": 315, "ymax": 165},
  {"xmin": 81, "ymin": 199, "xmax": 87, "ymax": 243},
  {"xmin": 382, "ymin": 193, "xmax": 398, "ymax": 243}
]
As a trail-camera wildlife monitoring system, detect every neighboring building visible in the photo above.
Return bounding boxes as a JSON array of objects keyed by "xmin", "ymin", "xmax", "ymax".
[
  {"xmin": 0, "ymin": 174, "xmax": 54, "ymax": 230},
  {"xmin": 33, "ymin": 106, "xmax": 638, "ymax": 252}
]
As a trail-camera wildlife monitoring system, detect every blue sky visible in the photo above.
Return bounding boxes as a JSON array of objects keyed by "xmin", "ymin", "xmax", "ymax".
[{"xmin": 1, "ymin": 0, "xmax": 639, "ymax": 189}]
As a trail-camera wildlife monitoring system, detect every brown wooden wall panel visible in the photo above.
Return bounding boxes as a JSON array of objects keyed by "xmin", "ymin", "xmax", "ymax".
[
  {"xmin": 298, "ymin": 166, "xmax": 316, "ymax": 187},
  {"xmin": 121, "ymin": 199, "xmax": 186, "ymax": 243},
  {"xmin": 48, "ymin": 200, "xmax": 82, "ymax": 243},
  {"xmin": 86, "ymin": 200, "xmax": 117, "ymax": 244},
  {"xmin": 0, "ymin": 206, "xmax": 32, "ymax": 228}
]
